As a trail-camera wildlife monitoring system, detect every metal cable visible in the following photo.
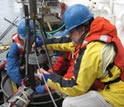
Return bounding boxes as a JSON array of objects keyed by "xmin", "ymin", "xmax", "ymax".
[
  {"xmin": 33, "ymin": 48, "xmax": 58, "ymax": 107},
  {"xmin": 38, "ymin": 19, "xmax": 55, "ymax": 73}
]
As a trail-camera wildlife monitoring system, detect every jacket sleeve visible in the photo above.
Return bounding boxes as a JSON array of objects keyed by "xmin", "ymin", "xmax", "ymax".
[
  {"xmin": 47, "ymin": 42, "xmax": 103, "ymax": 96},
  {"xmin": 7, "ymin": 42, "xmax": 22, "ymax": 86},
  {"xmin": 42, "ymin": 36, "xmax": 75, "ymax": 52}
]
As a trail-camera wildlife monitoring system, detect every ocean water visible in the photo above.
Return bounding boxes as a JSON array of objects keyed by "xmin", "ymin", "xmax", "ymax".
[{"xmin": 0, "ymin": 0, "xmax": 23, "ymax": 60}]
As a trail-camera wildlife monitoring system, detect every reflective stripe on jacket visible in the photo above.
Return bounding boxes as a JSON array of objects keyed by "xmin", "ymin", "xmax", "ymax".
[
  {"xmin": 7, "ymin": 33, "xmax": 25, "ymax": 86},
  {"xmin": 12, "ymin": 33, "xmax": 24, "ymax": 56}
]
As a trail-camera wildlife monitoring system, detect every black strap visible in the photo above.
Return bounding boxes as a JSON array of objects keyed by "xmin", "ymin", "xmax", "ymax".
[
  {"xmin": 104, "ymin": 63, "xmax": 120, "ymax": 89},
  {"xmin": 104, "ymin": 77, "xmax": 121, "ymax": 86},
  {"xmin": 106, "ymin": 63, "xmax": 114, "ymax": 78}
]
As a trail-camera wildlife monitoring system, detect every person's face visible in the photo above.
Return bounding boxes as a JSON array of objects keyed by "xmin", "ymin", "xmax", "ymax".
[{"xmin": 69, "ymin": 27, "xmax": 85, "ymax": 44}]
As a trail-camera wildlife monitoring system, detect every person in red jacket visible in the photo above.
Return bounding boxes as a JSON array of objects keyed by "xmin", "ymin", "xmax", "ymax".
[{"xmin": 35, "ymin": 31, "xmax": 75, "ymax": 93}]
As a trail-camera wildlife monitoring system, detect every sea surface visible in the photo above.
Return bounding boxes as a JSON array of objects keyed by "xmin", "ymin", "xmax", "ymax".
[{"xmin": 0, "ymin": 0, "xmax": 23, "ymax": 60}]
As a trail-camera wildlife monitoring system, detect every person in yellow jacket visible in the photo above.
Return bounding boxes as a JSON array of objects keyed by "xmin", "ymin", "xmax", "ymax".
[{"xmin": 36, "ymin": 4, "xmax": 124, "ymax": 107}]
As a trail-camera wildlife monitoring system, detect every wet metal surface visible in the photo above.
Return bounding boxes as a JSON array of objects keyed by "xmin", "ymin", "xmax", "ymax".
[{"xmin": 0, "ymin": 0, "xmax": 23, "ymax": 60}]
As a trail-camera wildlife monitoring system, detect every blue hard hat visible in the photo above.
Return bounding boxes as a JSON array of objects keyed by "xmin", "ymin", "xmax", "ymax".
[
  {"xmin": 63, "ymin": 4, "xmax": 94, "ymax": 34},
  {"xmin": 17, "ymin": 19, "xmax": 34, "ymax": 40}
]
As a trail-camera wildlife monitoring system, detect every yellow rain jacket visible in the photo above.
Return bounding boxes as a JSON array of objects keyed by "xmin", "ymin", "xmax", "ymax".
[{"xmin": 43, "ymin": 17, "xmax": 124, "ymax": 107}]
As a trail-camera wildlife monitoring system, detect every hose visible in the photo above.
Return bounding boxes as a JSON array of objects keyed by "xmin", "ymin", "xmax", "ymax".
[{"xmin": 37, "ymin": 24, "xmax": 65, "ymax": 37}]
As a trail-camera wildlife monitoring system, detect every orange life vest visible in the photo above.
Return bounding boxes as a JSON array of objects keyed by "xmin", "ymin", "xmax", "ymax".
[
  {"xmin": 12, "ymin": 33, "xmax": 25, "ymax": 56},
  {"xmin": 63, "ymin": 45, "xmax": 81, "ymax": 79},
  {"xmin": 81, "ymin": 34, "xmax": 124, "ymax": 89},
  {"xmin": 86, "ymin": 34, "xmax": 124, "ymax": 78}
]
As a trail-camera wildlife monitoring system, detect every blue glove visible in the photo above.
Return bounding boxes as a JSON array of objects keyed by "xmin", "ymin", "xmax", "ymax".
[
  {"xmin": 36, "ymin": 39, "xmax": 42, "ymax": 47},
  {"xmin": 41, "ymin": 73, "xmax": 51, "ymax": 84},
  {"xmin": 36, "ymin": 36, "xmax": 42, "ymax": 47},
  {"xmin": 35, "ymin": 85, "xmax": 45, "ymax": 94}
]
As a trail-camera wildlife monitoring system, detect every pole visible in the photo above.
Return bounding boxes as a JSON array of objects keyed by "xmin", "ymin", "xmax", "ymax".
[{"xmin": 0, "ymin": 16, "xmax": 18, "ymax": 40}]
